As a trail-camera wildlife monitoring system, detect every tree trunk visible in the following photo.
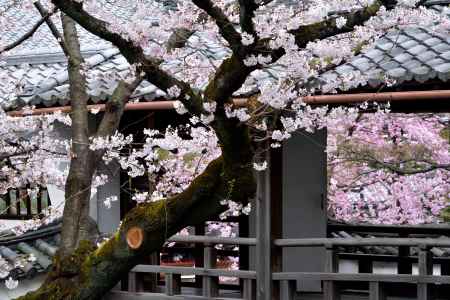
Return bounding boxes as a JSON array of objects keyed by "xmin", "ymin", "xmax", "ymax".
[
  {"xmin": 59, "ymin": 13, "xmax": 97, "ymax": 257},
  {"xmin": 17, "ymin": 154, "xmax": 256, "ymax": 300}
]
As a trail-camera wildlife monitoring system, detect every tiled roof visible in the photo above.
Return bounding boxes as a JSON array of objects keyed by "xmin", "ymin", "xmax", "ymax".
[
  {"xmin": 332, "ymin": 230, "xmax": 450, "ymax": 257},
  {"xmin": 0, "ymin": 220, "xmax": 60, "ymax": 281},
  {"xmin": 0, "ymin": 0, "xmax": 156, "ymax": 56},
  {"xmin": 0, "ymin": 1, "xmax": 449, "ymax": 110},
  {"xmin": 318, "ymin": 26, "xmax": 450, "ymax": 90},
  {"xmin": 0, "ymin": 32, "xmax": 231, "ymax": 110},
  {"xmin": 311, "ymin": 1, "xmax": 450, "ymax": 90}
]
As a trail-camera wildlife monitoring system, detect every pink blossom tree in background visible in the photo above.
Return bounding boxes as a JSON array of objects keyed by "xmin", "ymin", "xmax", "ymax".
[
  {"xmin": 328, "ymin": 112, "xmax": 450, "ymax": 224},
  {"xmin": 0, "ymin": 0, "xmax": 448, "ymax": 298}
]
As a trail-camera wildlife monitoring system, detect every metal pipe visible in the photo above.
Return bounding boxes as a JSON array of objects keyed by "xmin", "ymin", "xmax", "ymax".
[
  {"xmin": 7, "ymin": 99, "xmax": 248, "ymax": 116},
  {"xmin": 6, "ymin": 90, "xmax": 450, "ymax": 116},
  {"xmin": 303, "ymin": 89, "xmax": 450, "ymax": 104}
]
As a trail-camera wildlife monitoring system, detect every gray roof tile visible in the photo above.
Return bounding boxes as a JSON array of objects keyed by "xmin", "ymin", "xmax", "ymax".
[
  {"xmin": 393, "ymin": 53, "xmax": 414, "ymax": 64},
  {"xmin": 435, "ymin": 63, "xmax": 450, "ymax": 73},
  {"xmin": 0, "ymin": 220, "xmax": 61, "ymax": 280},
  {"xmin": 416, "ymin": 50, "xmax": 438, "ymax": 62},
  {"xmin": 407, "ymin": 44, "xmax": 428, "ymax": 55}
]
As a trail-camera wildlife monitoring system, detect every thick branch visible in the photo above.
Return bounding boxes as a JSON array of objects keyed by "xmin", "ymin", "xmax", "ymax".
[
  {"xmin": 238, "ymin": 0, "xmax": 258, "ymax": 35},
  {"xmin": 291, "ymin": 1, "xmax": 384, "ymax": 48},
  {"xmin": 290, "ymin": 0, "xmax": 410, "ymax": 49},
  {"xmin": 95, "ymin": 77, "xmax": 143, "ymax": 139},
  {"xmin": 18, "ymin": 152, "xmax": 256, "ymax": 299},
  {"xmin": 191, "ymin": 0, "xmax": 245, "ymax": 56}
]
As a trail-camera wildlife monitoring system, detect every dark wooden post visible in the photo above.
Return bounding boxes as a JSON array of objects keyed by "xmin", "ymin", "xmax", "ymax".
[
  {"xmin": 280, "ymin": 280, "xmax": 296, "ymax": 300},
  {"xmin": 25, "ymin": 191, "xmax": 32, "ymax": 216},
  {"xmin": 398, "ymin": 233, "xmax": 412, "ymax": 274},
  {"xmin": 369, "ymin": 282, "xmax": 386, "ymax": 300},
  {"xmin": 243, "ymin": 278, "xmax": 256, "ymax": 300},
  {"xmin": 165, "ymin": 273, "xmax": 181, "ymax": 296},
  {"xmin": 324, "ymin": 244, "xmax": 339, "ymax": 300},
  {"xmin": 256, "ymin": 148, "xmax": 283, "ymax": 300},
  {"xmin": 418, "ymin": 245, "xmax": 433, "ymax": 300},
  {"xmin": 5, "ymin": 192, "xmax": 11, "ymax": 215},
  {"xmin": 256, "ymin": 150, "xmax": 272, "ymax": 300},
  {"xmin": 202, "ymin": 243, "xmax": 218, "ymax": 297},
  {"xmin": 15, "ymin": 190, "xmax": 21, "ymax": 216},
  {"xmin": 195, "ymin": 223, "xmax": 205, "ymax": 288}
]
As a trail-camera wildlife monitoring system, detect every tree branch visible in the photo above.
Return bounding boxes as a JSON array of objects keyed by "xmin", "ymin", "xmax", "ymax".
[
  {"xmin": 238, "ymin": 0, "xmax": 258, "ymax": 35},
  {"xmin": 51, "ymin": 0, "xmax": 204, "ymax": 115},
  {"xmin": 191, "ymin": 0, "xmax": 246, "ymax": 57},
  {"xmin": 95, "ymin": 76, "xmax": 144, "ymax": 140},
  {"xmin": 0, "ymin": 9, "xmax": 54, "ymax": 54},
  {"xmin": 290, "ymin": 1, "xmax": 384, "ymax": 48},
  {"xmin": 34, "ymin": 1, "xmax": 70, "ymax": 56}
]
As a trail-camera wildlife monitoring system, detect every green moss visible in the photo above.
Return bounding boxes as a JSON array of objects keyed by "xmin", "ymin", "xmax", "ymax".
[
  {"xmin": 156, "ymin": 148, "xmax": 170, "ymax": 161},
  {"xmin": 16, "ymin": 277, "xmax": 79, "ymax": 300},
  {"xmin": 440, "ymin": 127, "xmax": 450, "ymax": 141}
]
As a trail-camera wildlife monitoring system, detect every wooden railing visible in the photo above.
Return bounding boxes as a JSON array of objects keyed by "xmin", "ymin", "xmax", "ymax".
[
  {"xmin": 0, "ymin": 188, "xmax": 50, "ymax": 219},
  {"xmin": 109, "ymin": 235, "xmax": 257, "ymax": 300},
  {"xmin": 273, "ymin": 238, "xmax": 450, "ymax": 300},
  {"xmin": 108, "ymin": 237, "xmax": 450, "ymax": 300}
]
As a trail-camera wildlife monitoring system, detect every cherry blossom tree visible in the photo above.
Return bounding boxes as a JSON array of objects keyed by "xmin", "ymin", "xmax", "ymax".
[
  {"xmin": 0, "ymin": 0, "xmax": 448, "ymax": 298},
  {"xmin": 327, "ymin": 111, "xmax": 450, "ymax": 224}
]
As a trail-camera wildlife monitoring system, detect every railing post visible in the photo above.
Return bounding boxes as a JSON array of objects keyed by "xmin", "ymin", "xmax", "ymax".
[
  {"xmin": 369, "ymin": 282, "xmax": 386, "ymax": 300},
  {"xmin": 398, "ymin": 233, "xmax": 412, "ymax": 274},
  {"xmin": 203, "ymin": 243, "xmax": 218, "ymax": 297},
  {"xmin": 324, "ymin": 244, "xmax": 340, "ymax": 300},
  {"xmin": 256, "ymin": 154, "xmax": 272, "ymax": 300},
  {"xmin": 243, "ymin": 278, "xmax": 256, "ymax": 300},
  {"xmin": 418, "ymin": 245, "xmax": 432, "ymax": 300},
  {"xmin": 127, "ymin": 272, "xmax": 144, "ymax": 293},
  {"xmin": 165, "ymin": 273, "xmax": 181, "ymax": 296},
  {"xmin": 256, "ymin": 148, "xmax": 283, "ymax": 300},
  {"xmin": 280, "ymin": 280, "xmax": 296, "ymax": 300}
]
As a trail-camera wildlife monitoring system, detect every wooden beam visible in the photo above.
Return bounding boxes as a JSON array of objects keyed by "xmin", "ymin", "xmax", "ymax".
[{"xmin": 256, "ymin": 150, "xmax": 272, "ymax": 300}]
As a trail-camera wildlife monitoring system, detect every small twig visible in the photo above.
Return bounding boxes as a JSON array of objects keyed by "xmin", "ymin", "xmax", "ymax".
[
  {"xmin": 34, "ymin": 1, "xmax": 70, "ymax": 56},
  {"xmin": 0, "ymin": 11, "xmax": 54, "ymax": 54}
]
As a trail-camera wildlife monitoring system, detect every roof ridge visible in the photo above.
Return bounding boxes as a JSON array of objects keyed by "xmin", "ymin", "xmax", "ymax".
[{"xmin": 423, "ymin": 0, "xmax": 450, "ymax": 6}]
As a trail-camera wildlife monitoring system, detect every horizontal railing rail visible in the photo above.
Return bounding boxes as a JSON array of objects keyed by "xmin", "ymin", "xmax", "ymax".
[
  {"xmin": 272, "ymin": 272, "xmax": 450, "ymax": 283},
  {"xmin": 132, "ymin": 264, "xmax": 257, "ymax": 279},
  {"xmin": 126, "ymin": 237, "xmax": 257, "ymax": 300},
  {"xmin": 167, "ymin": 235, "xmax": 257, "ymax": 246},
  {"xmin": 274, "ymin": 237, "xmax": 450, "ymax": 247}
]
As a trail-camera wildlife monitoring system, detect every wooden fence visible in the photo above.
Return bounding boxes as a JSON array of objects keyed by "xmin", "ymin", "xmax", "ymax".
[
  {"xmin": 107, "ymin": 236, "xmax": 450, "ymax": 300},
  {"xmin": 0, "ymin": 188, "xmax": 50, "ymax": 219},
  {"xmin": 273, "ymin": 238, "xmax": 450, "ymax": 300}
]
